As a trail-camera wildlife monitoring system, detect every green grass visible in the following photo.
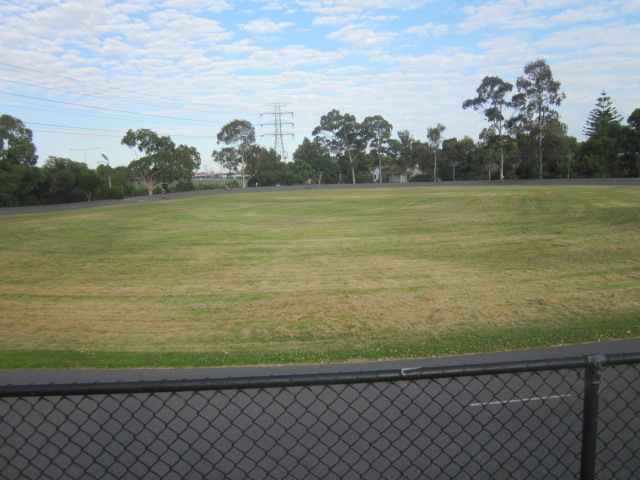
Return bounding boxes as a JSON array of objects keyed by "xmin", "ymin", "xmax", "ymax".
[{"xmin": 1, "ymin": 185, "xmax": 639, "ymax": 369}]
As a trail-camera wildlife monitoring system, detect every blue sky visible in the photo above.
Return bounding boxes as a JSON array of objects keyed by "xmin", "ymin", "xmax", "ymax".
[{"xmin": 1, "ymin": 0, "xmax": 639, "ymax": 171}]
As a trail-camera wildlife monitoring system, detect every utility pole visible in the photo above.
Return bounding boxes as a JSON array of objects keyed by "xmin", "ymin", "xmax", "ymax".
[
  {"xmin": 260, "ymin": 103, "xmax": 294, "ymax": 161},
  {"xmin": 100, "ymin": 153, "xmax": 112, "ymax": 188},
  {"xmin": 451, "ymin": 162, "xmax": 459, "ymax": 181}
]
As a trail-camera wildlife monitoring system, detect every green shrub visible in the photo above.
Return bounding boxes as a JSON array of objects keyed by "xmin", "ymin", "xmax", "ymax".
[
  {"xmin": 174, "ymin": 181, "xmax": 196, "ymax": 192},
  {"xmin": 409, "ymin": 174, "xmax": 431, "ymax": 182},
  {"xmin": 107, "ymin": 186, "xmax": 125, "ymax": 199}
]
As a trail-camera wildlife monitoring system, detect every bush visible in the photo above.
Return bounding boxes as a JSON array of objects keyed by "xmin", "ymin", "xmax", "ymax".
[
  {"xmin": 107, "ymin": 186, "xmax": 125, "ymax": 199},
  {"xmin": 410, "ymin": 174, "xmax": 431, "ymax": 182},
  {"xmin": 195, "ymin": 183, "xmax": 222, "ymax": 190},
  {"xmin": 174, "ymin": 181, "xmax": 196, "ymax": 192}
]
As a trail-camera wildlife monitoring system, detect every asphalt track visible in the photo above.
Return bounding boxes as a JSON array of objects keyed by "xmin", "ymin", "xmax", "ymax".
[
  {"xmin": 1, "ymin": 177, "xmax": 638, "ymax": 216},
  {"xmin": 1, "ymin": 338, "xmax": 639, "ymax": 384}
]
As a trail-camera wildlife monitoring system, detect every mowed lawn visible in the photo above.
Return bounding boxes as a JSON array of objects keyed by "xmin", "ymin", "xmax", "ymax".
[{"xmin": 1, "ymin": 185, "xmax": 639, "ymax": 368}]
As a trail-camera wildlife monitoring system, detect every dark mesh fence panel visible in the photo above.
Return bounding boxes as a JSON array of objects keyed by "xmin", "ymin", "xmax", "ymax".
[
  {"xmin": 1, "ymin": 354, "xmax": 638, "ymax": 479},
  {"xmin": 595, "ymin": 362, "xmax": 640, "ymax": 479}
]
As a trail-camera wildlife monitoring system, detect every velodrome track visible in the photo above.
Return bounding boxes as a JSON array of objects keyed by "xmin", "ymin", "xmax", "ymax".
[
  {"xmin": 1, "ymin": 178, "xmax": 638, "ymax": 216},
  {"xmin": 1, "ymin": 338, "xmax": 638, "ymax": 384}
]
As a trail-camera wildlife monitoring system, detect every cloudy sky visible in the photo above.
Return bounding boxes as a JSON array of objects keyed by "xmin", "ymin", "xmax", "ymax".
[{"xmin": 1, "ymin": 0, "xmax": 639, "ymax": 171}]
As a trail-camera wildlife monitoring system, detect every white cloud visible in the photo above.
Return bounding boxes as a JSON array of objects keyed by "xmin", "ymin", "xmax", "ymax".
[
  {"xmin": 161, "ymin": 0, "xmax": 233, "ymax": 13},
  {"xmin": 240, "ymin": 18, "xmax": 295, "ymax": 34},
  {"xmin": 297, "ymin": 0, "xmax": 433, "ymax": 14},
  {"xmin": 397, "ymin": 51, "xmax": 487, "ymax": 74},
  {"xmin": 405, "ymin": 22, "xmax": 449, "ymax": 38},
  {"xmin": 547, "ymin": 5, "xmax": 617, "ymax": 26},
  {"xmin": 297, "ymin": 0, "xmax": 433, "ymax": 28},
  {"xmin": 110, "ymin": 1, "xmax": 154, "ymax": 15},
  {"xmin": 327, "ymin": 24, "xmax": 398, "ymax": 47},
  {"xmin": 313, "ymin": 12, "xmax": 398, "ymax": 26},
  {"xmin": 535, "ymin": 22, "xmax": 639, "ymax": 51},
  {"xmin": 312, "ymin": 14, "xmax": 362, "ymax": 26},
  {"xmin": 216, "ymin": 39, "xmax": 262, "ymax": 55},
  {"xmin": 243, "ymin": 45, "xmax": 345, "ymax": 70},
  {"xmin": 149, "ymin": 10, "xmax": 232, "ymax": 42},
  {"xmin": 253, "ymin": 0, "xmax": 294, "ymax": 11},
  {"xmin": 458, "ymin": 0, "xmax": 629, "ymax": 33}
]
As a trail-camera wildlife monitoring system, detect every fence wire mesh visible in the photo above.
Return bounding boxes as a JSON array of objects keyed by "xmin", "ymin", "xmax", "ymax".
[
  {"xmin": 595, "ymin": 362, "xmax": 640, "ymax": 479},
  {"xmin": 0, "ymin": 354, "xmax": 638, "ymax": 479}
]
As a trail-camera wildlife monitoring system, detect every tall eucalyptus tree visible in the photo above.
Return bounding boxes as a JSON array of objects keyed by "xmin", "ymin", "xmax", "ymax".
[
  {"xmin": 214, "ymin": 120, "xmax": 256, "ymax": 188},
  {"xmin": 313, "ymin": 110, "xmax": 369, "ymax": 184},
  {"xmin": 463, "ymin": 76, "xmax": 516, "ymax": 181},
  {"xmin": 516, "ymin": 59, "xmax": 565, "ymax": 179},
  {"xmin": 427, "ymin": 123, "xmax": 446, "ymax": 181}
]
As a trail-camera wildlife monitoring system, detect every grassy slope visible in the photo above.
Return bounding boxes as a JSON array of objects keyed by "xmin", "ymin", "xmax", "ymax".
[{"xmin": 1, "ymin": 186, "xmax": 638, "ymax": 368}]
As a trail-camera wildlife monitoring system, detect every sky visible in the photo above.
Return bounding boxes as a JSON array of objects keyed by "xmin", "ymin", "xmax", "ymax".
[{"xmin": 1, "ymin": 0, "xmax": 639, "ymax": 171}]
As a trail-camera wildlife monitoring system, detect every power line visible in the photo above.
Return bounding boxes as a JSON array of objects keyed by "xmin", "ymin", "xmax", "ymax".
[
  {"xmin": 0, "ymin": 76, "xmax": 222, "ymax": 114},
  {"xmin": 0, "ymin": 61, "xmax": 242, "ymax": 113},
  {"xmin": 27, "ymin": 122, "xmax": 124, "ymax": 134},
  {"xmin": 0, "ymin": 101, "xmax": 222, "ymax": 128},
  {"xmin": 25, "ymin": 121, "xmax": 215, "ymax": 140},
  {"xmin": 2, "ymin": 92, "xmax": 223, "ymax": 125}
]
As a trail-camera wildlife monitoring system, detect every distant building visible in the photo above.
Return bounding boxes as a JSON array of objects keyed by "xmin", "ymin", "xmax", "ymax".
[
  {"xmin": 192, "ymin": 171, "xmax": 244, "ymax": 185},
  {"xmin": 371, "ymin": 166, "xmax": 421, "ymax": 183}
]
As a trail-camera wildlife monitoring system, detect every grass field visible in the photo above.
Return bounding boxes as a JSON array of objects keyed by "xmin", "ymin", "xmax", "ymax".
[{"xmin": 1, "ymin": 185, "xmax": 639, "ymax": 369}]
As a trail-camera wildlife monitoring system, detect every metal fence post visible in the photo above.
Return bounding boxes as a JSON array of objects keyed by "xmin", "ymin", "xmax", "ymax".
[{"xmin": 580, "ymin": 354, "xmax": 605, "ymax": 480}]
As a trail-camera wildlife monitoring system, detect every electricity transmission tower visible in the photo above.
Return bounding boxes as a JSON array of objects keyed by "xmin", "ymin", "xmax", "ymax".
[{"xmin": 260, "ymin": 103, "xmax": 294, "ymax": 161}]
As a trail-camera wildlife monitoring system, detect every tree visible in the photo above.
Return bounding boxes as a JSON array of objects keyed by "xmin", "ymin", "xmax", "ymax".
[
  {"xmin": 388, "ymin": 130, "xmax": 426, "ymax": 181},
  {"xmin": 41, "ymin": 157, "xmax": 99, "ymax": 204},
  {"xmin": 313, "ymin": 109, "xmax": 369, "ymax": 184},
  {"xmin": 362, "ymin": 115, "xmax": 393, "ymax": 184},
  {"xmin": 541, "ymin": 119, "xmax": 576, "ymax": 178},
  {"xmin": 463, "ymin": 76, "xmax": 516, "ymax": 181},
  {"xmin": 442, "ymin": 136, "xmax": 476, "ymax": 181},
  {"xmin": 122, "ymin": 129, "xmax": 200, "ymax": 195},
  {"xmin": 122, "ymin": 129, "xmax": 173, "ymax": 195},
  {"xmin": 0, "ymin": 114, "xmax": 38, "ymax": 169},
  {"xmin": 427, "ymin": 123, "xmax": 446, "ymax": 181},
  {"xmin": 293, "ymin": 137, "xmax": 336, "ymax": 184},
  {"xmin": 620, "ymin": 108, "xmax": 640, "ymax": 177},
  {"xmin": 628, "ymin": 108, "xmax": 640, "ymax": 131},
  {"xmin": 106, "ymin": 165, "xmax": 135, "ymax": 198},
  {"xmin": 247, "ymin": 146, "xmax": 294, "ymax": 186},
  {"xmin": 477, "ymin": 128, "xmax": 501, "ymax": 180},
  {"xmin": 214, "ymin": 120, "xmax": 256, "ymax": 188},
  {"xmin": 578, "ymin": 93, "xmax": 625, "ymax": 177},
  {"xmin": 77, "ymin": 170, "xmax": 102, "ymax": 201},
  {"xmin": 0, "ymin": 115, "xmax": 40, "ymax": 206},
  {"xmin": 516, "ymin": 59, "xmax": 566, "ymax": 179},
  {"xmin": 96, "ymin": 163, "xmax": 128, "ymax": 199},
  {"xmin": 0, "ymin": 163, "xmax": 42, "ymax": 207},
  {"xmin": 583, "ymin": 91, "xmax": 623, "ymax": 138},
  {"xmin": 174, "ymin": 144, "xmax": 202, "ymax": 181}
]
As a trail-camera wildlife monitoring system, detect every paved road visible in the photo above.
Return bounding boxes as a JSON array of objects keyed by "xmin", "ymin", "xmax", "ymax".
[
  {"xmin": 1, "ymin": 338, "xmax": 639, "ymax": 384},
  {"xmin": 1, "ymin": 178, "xmax": 638, "ymax": 216},
  {"xmin": 1, "ymin": 340, "xmax": 639, "ymax": 479}
]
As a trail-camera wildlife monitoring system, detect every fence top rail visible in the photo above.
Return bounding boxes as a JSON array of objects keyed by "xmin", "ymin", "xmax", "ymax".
[{"xmin": 1, "ymin": 352, "xmax": 639, "ymax": 398}]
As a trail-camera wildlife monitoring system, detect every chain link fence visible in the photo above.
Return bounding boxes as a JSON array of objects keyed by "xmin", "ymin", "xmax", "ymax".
[{"xmin": 1, "ymin": 353, "xmax": 638, "ymax": 479}]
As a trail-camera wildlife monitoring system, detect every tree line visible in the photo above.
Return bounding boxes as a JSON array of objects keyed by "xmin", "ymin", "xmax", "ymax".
[{"xmin": 2, "ymin": 59, "xmax": 639, "ymax": 207}]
